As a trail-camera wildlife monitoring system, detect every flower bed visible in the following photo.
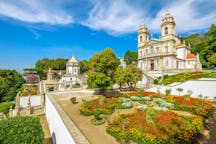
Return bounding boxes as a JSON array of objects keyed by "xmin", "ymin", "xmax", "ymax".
[
  {"xmin": 166, "ymin": 96, "xmax": 214, "ymax": 118},
  {"xmin": 107, "ymin": 109, "xmax": 203, "ymax": 144},
  {"xmin": 156, "ymin": 72, "xmax": 216, "ymax": 85},
  {"xmin": 80, "ymin": 96, "xmax": 132, "ymax": 116}
]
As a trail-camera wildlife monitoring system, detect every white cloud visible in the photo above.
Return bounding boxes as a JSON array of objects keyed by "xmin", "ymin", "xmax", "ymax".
[
  {"xmin": 82, "ymin": 0, "xmax": 144, "ymax": 35},
  {"xmin": 149, "ymin": 0, "xmax": 216, "ymax": 33},
  {"xmin": 82, "ymin": 0, "xmax": 216, "ymax": 35},
  {"xmin": 0, "ymin": 0, "xmax": 73, "ymax": 25}
]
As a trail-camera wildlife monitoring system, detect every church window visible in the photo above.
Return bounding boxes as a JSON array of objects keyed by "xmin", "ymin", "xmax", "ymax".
[
  {"xmin": 165, "ymin": 27, "xmax": 168, "ymax": 35},
  {"xmin": 151, "ymin": 46, "xmax": 154, "ymax": 54},
  {"xmin": 156, "ymin": 47, "xmax": 159, "ymax": 53},
  {"xmin": 140, "ymin": 36, "xmax": 143, "ymax": 42},
  {"xmin": 166, "ymin": 59, "xmax": 169, "ymax": 66},
  {"xmin": 146, "ymin": 49, "xmax": 148, "ymax": 55},
  {"xmin": 165, "ymin": 46, "xmax": 169, "ymax": 53}
]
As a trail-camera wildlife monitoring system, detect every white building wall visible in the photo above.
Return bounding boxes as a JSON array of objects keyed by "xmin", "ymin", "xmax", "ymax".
[
  {"xmin": 178, "ymin": 61, "xmax": 185, "ymax": 69},
  {"xmin": 45, "ymin": 95, "xmax": 76, "ymax": 144},
  {"xmin": 177, "ymin": 48, "xmax": 184, "ymax": 59},
  {"xmin": 186, "ymin": 60, "xmax": 196, "ymax": 69},
  {"xmin": 20, "ymin": 95, "xmax": 41, "ymax": 108}
]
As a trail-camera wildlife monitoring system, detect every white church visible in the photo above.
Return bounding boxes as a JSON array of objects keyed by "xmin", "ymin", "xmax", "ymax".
[{"xmin": 137, "ymin": 11, "xmax": 202, "ymax": 72}]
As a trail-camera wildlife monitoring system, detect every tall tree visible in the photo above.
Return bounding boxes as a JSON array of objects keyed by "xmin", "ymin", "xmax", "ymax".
[
  {"xmin": 114, "ymin": 66, "xmax": 125, "ymax": 90},
  {"xmin": 79, "ymin": 60, "xmax": 89, "ymax": 74},
  {"xmin": 88, "ymin": 48, "xmax": 120, "ymax": 94},
  {"xmin": 0, "ymin": 70, "xmax": 24, "ymax": 102},
  {"xmin": 124, "ymin": 50, "xmax": 138, "ymax": 65},
  {"xmin": 124, "ymin": 64, "xmax": 143, "ymax": 90},
  {"xmin": 182, "ymin": 24, "xmax": 216, "ymax": 67}
]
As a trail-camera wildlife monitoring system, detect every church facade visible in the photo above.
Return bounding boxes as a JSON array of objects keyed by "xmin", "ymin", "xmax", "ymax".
[{"xmin": 137, "ymin": 12, "xmax": 202, "ymax": 72}]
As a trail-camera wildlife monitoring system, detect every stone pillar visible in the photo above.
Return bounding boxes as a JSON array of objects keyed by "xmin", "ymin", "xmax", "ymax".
[
  {"xmin": 15, "ymin": 92, "xmax": 20, "ymax": 115},
  {"xmin": 27, "ymin": 95, "xmax": 32, "ymax": 115},
  {"xmin": 9, "ymin": 106, "xmax": 13, "ymax": 117},
  {"xmin": 41, "ymin": 93, "xmax": 45, "ymax": 106},
  {"xmin": 195, "ymin": 53, "xmax": 202, "ymax": 71}
]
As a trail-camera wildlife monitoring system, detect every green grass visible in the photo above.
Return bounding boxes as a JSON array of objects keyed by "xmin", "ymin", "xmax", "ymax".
[
  {"xmin": 157, "ymin": 72, "xmax": 216, "ymax": 85},
  {"xmin": 0, "ymin": 102, "xmax": 15, "ymax": 114}
]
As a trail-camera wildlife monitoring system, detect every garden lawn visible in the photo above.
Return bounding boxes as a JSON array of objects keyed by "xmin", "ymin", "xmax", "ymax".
[{"xmin": 157, "ymin": 72, "xmax": 216, "ymax": 85}]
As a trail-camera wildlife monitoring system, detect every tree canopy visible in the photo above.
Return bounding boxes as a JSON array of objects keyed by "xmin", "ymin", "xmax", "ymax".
[
  {"xmin": 87, "ymin": 48, "xmax": 120, "ymax": 93},
  {"xmin": 35, "ymin": 58, "xmax": 68, "ymax": 70},
  {"xmin": 0, "ymin": 70, "xmax": 24, "ymax": 102},
  {"xmin": 79, "ymin": 59, "xmax": 89, "ymax": 74},
  {"xmin": 182, "ymin": 24, "xmax": 216, "ymax": 67},
  {"xmin": 124, "ymin": 50, "xmax": 138, "ymax": 65},
  {"xmin": 114, "ymin": 64, "xmax": 143, "ymax": 90}
]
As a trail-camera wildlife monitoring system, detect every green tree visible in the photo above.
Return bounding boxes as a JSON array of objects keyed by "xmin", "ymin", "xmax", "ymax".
[
  {"xmin": 0, "ymin": 70, "xmax": 24, "ymax": 102},
  {"xmin": 79, "ymin": 59, "xmax": 89, "ymax": 74},
  {"xmin": 182, "ymin": 24, "xmax": 216, "ymax": 67},
  {"xmin": 88, "ymin": 48, "xmax": 119, "ymax": 94},
  {"xmin": 124, "ymin": 64, "xmax": 143, "ymax": 90},
  {"xmin": 88, "ymin": 72, "xmax": 112, "ymax": 95},
  {"xmin": 114, "ymin": 66, "xmax": 125, "ymax": 90},
  {"xmin": 35, "ymin": 58, "xmax": 51, "ymax": 70},
  {"xmin": 208, "ymin": 53, "xmax": 216, "ymax": 65},
  {"xmin": 89, "ymin": 48, "xmax": 120, "ymax": 77},
  {"xmin": 124, "ymin": 50, "xmax": 138, "ymax": 65},
  {"xmin": 35, "ymin": 58, "xmax": 68, "ymax": 70}
]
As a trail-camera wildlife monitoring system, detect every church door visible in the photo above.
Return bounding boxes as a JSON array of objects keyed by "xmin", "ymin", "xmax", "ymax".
[{"xmin": 150, "ymin": 59, "xmax": 154, "ymax": 70}]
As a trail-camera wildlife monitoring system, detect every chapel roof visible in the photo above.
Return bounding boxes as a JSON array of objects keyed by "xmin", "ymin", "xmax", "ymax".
[
  {"xmin": 68, "ymin": 56, "xmax": 79, "ymax": 63},
  {"xmin": 186, "ymin": 53, "xmax": 196, "ymax": 59}
]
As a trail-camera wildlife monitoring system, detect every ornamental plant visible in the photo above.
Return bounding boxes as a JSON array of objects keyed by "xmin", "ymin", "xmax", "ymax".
[
  {"xmin": 176, "ymin": 88, "xmax": 183, "ymax": 96},
  {"xmin": 165, "ymin": 89, "xmax": 171, "ymax": 96},
  {"xmin": 107, "ymin": 109, "xmax": 203, "ymax": 144}
]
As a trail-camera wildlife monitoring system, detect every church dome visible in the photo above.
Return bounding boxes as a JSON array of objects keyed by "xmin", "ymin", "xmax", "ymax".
[
  {"xmin": 161, "ymin": 11, "xmax": 175, "ymax": 26},
  {"xmin": 138, "ymin": 22, "xmax": 148, "ymax": 34}
]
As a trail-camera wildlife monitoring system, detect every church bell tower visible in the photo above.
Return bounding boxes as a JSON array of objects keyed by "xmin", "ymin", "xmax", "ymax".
[
  {"xmin": 138, "ymin": 22, "xmax": 149, "ymax": 45},
  {"xmin": 161, "ymin": 11, "xmax": 176, "ymax": 39}
]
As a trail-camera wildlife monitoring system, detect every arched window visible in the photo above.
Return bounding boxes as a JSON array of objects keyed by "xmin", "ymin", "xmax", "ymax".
[
  {"xmin": 164, "ymin": 27, "xmax": 168, "ymax": 35},
  {"xmin": 140, "ymin": 36, "xmax": 143, "ymax": 42}
]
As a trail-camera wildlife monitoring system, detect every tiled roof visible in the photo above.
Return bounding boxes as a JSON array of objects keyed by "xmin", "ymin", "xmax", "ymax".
[{"xmin": 186, "ymin": 53, "xmax": 196, "ymax": 59}]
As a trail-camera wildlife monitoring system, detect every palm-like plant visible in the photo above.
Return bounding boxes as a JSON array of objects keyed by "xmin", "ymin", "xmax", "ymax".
[{"xmin": 176, "ymin": 88, "xmax": 183, "ymax": 96}]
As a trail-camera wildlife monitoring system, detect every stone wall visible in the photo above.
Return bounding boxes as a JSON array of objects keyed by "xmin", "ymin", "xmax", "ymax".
[{"xmin": 45, "ymin": 93, "xmax": 90, "ymax": 144}]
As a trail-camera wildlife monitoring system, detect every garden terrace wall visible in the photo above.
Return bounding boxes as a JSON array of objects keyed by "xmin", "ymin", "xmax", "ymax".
[{"xmin": 45, "ymin": 93, "xmax": 90, "ymax": 144}]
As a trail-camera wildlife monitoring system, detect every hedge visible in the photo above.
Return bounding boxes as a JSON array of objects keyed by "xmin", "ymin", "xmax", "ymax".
[
  {"xmin": 0, "ymin": 116, "xmax": 44, "ymax": 144},
  {"xmin": 0, "ymin": 102, "xmax": 15, "ymax": 114}
]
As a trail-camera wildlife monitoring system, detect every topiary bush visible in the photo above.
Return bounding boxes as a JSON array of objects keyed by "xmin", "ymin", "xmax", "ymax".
[
  {"xmin": 0, "ymin": 102, "xmax": 15, "ymax": 114},
  {"xmin": 0, "ymin": 116, "xmax": 44, "ymax": 144}
]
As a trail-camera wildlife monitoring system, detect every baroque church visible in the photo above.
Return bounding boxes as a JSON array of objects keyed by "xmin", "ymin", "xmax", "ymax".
[{"xmin": 137, "ymin": 12, "xmax": 202, "ymax": 72}]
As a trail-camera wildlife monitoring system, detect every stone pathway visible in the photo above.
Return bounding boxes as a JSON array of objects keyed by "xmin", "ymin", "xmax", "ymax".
[{"xmin": 39, "ymin": 115, "xmax": 52, "ymax": 144}]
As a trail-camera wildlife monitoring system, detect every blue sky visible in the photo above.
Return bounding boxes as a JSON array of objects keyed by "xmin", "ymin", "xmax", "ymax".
[{"xmin": 0, "ymin": 0, "xmax": 216, "ymax": 72}]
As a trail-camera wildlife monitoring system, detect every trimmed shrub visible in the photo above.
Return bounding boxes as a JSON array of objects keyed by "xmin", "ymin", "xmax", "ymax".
[
  {"xmin": 165, "ymin": 89, "xmax": 171, "ymax": 96},
  {"xmin": 0, "ymin": 116, "xmax": 44, "ymax": 144},
  {"xmin": 0, "ymin": 102, "xmax": 15, "ymax": 114}
]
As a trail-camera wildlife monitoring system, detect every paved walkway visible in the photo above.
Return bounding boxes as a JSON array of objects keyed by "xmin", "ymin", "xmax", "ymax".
[
  {"xmin": 53, "ymin": 92, "xmax": 119, "ymax": 144},
  {"xmin": 39, "ymin": 115, "xmax": 52, "ymax": 144},
  {"xmin": 148, "ymin": 79, "xmax": 216, "ymax": 99}
]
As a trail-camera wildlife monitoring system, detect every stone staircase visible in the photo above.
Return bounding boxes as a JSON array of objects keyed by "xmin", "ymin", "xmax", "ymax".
[{"xmin": 143, "ymin": 73, "xmax": 155, "ymax": 88}]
